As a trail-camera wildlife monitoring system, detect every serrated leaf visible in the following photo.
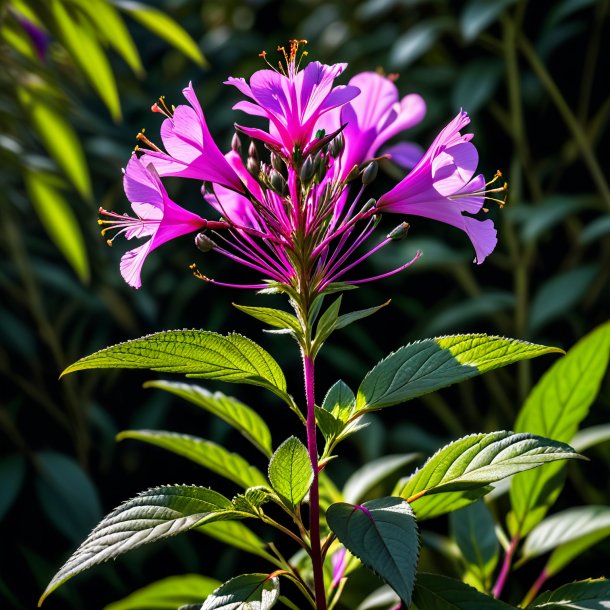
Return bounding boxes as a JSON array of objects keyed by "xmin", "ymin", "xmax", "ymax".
[
  {"xmin": 50, "ymin": 0, "xmax": 121, "ymax": 119},
  {"xmin": 449, "ymin": 501, "xmax": 499, "ymax": 591},
  {"xmin": 510, "ymin": 321, "xmax": 610, "ymax": 537},
  {"xmin": 335, "ymin": 300, "xmax": 391, "ymax": 331},
  {"xmin": 520, "ymin": 506, "xmax": 610, "ymax": 577},
  {"xmin": 326, "ymin": 497, "xmax": 419, "ymax": 605},
  {"xmin": 24, "ymin": 171, "xmax": 89, "ymax": 282},
  {"xmin": 117, "ymin": 430, "xmax": 268, "ymax": 489},
  {"xmin": 343, "ymin": 454, "xmax": 419, "ymax": 504},
  {"xmin": 322, "ymin": 380, "xmax": 355, "ymax": 420},
  {"xmin": 268, "ymin": 437, "xmax": 313, "ymax": 508},
  {"xmin": 398, "ymin": 432, "xmax": 580, "ymax": 520},
  {"xmin": 460, "ymin": 0, "xmax": 517, "ymax": 42},
  {"xmin": 103, "ymin": 574, "xmax": 220, "ymax": 610},
  {"xmin": 39, "ymin": 486, "xmax": 247, "ymax": 604},
  {"xmin": 412, "ymin": 573, "xmax": 515, "ymax": 609},
  {"xmin": 196, "ymin": 521, "xmax": 274, "ymax": 562},
  {"xmin": 356, "ymin": 335, "xmax": 562, "ymax": 412},
  {"xmin": 528, "ymin": 579, "xmax": 610, "ymax": 609},
  {"xmin": 201, "ymin": 573, "xmax": 280, "ymax": 610},
  {"xmin": 114, "ymin": 1, "xmax": 206, "ymax": 67},
  {"xmin": 144, "ymin": 381, "xmax": 273, "ymax": 457},
  {"xmin": 62, "ymin": 331, "xmax": 290, "ymax": 406},
  {"xmin": 233, "ymin": 304, "xmax": 301, "ymax": 334},
  {"xmin": 315, "ymin": 406, "xmax": 343, "ymax": 440}
]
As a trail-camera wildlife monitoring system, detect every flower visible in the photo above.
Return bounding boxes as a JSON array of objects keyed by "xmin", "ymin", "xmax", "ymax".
[
  {"xmin": 99, "ymin": 156, "xmax": 218, "ymax": 288},
  {"xmin": 377, "ymin": 111, "xmax": 501, "ymax": 264}
]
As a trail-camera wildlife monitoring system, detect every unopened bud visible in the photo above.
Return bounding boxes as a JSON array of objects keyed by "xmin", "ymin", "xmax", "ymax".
[
  {"xmin": 195, "ymin": 232, "xmax": 217, "ymax": 252},
  {"xmin": 271, "ymin": 152, "xmax": 284, "ymax": 173},
  {"xmin": 247, "ymin": 156, "xmax": 260, "ymax": 177},
  {"xmin": 329, "ymin": 133, "xmax": 344, "ymax": 158},
  {"xmin": 387, "ymin": 222, "xmax": 410, "ymax": 240},
  {"xmin": 361, "ymin": 161, "xmax": 378, "ymax": 186},
  {"xmin": 248, "ymin": 140, "xmax": 259, "ymax": 162},
  {"xmin": 269, "ymin": 169, "xmax": 287, "ymax": 195},
  {"xmin": 231, "ymin": 133, "xmax": 242, "ymax": 154},
  {"xmin": 300, "ymin": 156, "xmax": 315, "ymax": 184},
  {"xmin": 315, "ymin": 151, "xmax": 327, "ymax": 182},
  {"xmin": 361, "ymin": 198, "xmax": 376, "ymax": 213}
]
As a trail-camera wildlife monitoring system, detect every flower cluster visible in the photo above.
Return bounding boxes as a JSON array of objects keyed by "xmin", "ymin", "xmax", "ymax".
[{"xmin": 99, "ymin": 41, "xmax": 504, "ymax": 295}]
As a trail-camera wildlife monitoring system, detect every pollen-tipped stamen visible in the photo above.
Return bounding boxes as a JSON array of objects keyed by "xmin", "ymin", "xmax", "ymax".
[
  {"xmin": 136, "ymin": 129, "xmax": 163, "ymax": 153},
  {"xmin": 450, "ymin": 170, "xmax": 508, "ymax": 209},
  {"xmin": 98, "ymin": 206, "xmax": 157, "ymax": 247}
]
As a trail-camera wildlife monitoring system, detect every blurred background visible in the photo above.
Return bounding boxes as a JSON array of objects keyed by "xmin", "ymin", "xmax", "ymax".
[{"xmin": 1, "ymin": 0, "xmax": 609, "ymax": 608}]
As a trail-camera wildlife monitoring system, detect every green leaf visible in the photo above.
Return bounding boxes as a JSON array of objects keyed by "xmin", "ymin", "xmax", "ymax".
[
  {"xmin": 0, "ymin": 455, "xmax": 26, "ymax": 521},
  {"xmin": 322, "ymin": 380, "xmax": 356, "ymax": 420},
  {"xmin": 460, "ymin": 0, "xmax": 517, "ymax": 42},
  {"xmin": 39, "ymin": 486, "xmax": 247, "ymax": 604},
  {"xmin": 520, "ymin": 506, "xmax": 610, "ymax": 576},
  {"xmin": 114, "ymin": 1, "xmax": 206, "ymax": 67},
  {"xmin": 343, "ymin": 454, "xmax": 419, "ymax": 504},
  {"xmin": 196, "ymin": 521, "xmax": 275, "ymax": 562},
  {"xmin": 62, "ymin": 330, "xmax": 291, "ymax": 405},
  {"xmin": 449, "ymin": 501, "xmax": 499, "ymax": 591},
  {"xmin": 50, "ymin": 0, "xmax": 121, "ymax": 119},
  {"xmin": 201, "ymin": 573, "xmax": 280, "ymax": 610},
  {"xmin": 528, "ymin": 579, "xmax": 610, "ymax": 609},
  {"xmin": 326, "ymin": 497, "xmax": 419, "ymax": 605},
  {"xmin": 117, "ymin": 430, "xmax": 268, "ymax": 489},
  {"xmin": 397, "ymin": 432, "xmax": 581, "ymax": 520},
  {"xmin": 103, "ymin": 574, "xmax": 221, "ymax": 610},
  {"xmin": 312, "ymin": 296, "xmax": 343, "ymax": 354},
  {"xmin": 390, "ymin": 18, "xmax": 451, "ymax": 68},
  {"xmin": 233, "ymin": 304, "xmax": 301, "ymax": 334},
  {"xmin": 356, "ymin": 335, "xmax": 562, "ymax": 412},
  {"xmin": 144, "ymin": 381, "xmax": 273, "ymax": 457},
  {"xmin": 412, "ymin": 573, "xmax": 515, "ymax": 609},
  {"xmin": 571, "ymin": 424, "xmax": 610, "ymax": 452},
  {"xmin": 510, "ymin": 321, "xmax": 610, "ymax": 536},
  {"xmin": 334, "ymin": 300, "xmax": 391, "ymax": 331},
  {"xmin": 268, "ymin": 437, "xmax": 313, "ymax": 508},
  {"xmin": 452, "ymin": 59, "xmax": 503, "ymax": 116},
  {"xmin": 35, "ymin": 451, "xmax": 102, "ymax": 543},
  {"xmin": 71, "ymin": 0, "xmax": 143, "ymax": 75},
  {"xmin": 24, "ymin": 171, "xmax": 89, "ymax": 282}
]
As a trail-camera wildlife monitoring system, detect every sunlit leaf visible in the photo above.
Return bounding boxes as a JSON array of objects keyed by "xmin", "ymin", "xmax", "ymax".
[
  {"xmin": 233, "ymin": 304, "xmax": 301, "ymax": 334},
  {"xmin": 201, "ymin": 573, "xmax": 280, "ymax": 610},
  {"xmin": 327, "ymin": 497, "xmax": 419, "ymax": 605},
  {"xmin": 528, "ymin": 579, "xmax": 610, "ymax": 609},
  {"xmin": 117, "ymin": 430, "xmax": 268, "ymax": 489},
  {"xmin": 268, "ymin": 437, "xmax": 313, "ymax": 508}
]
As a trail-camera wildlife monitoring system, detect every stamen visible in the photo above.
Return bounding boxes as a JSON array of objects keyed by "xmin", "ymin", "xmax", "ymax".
[
  {"xmin": 136, "ymin": 129, "xmax": 163, "ymax": 153},
  {"xmin": 450, "ymin": 170, "xmax": 508, "ymax": 209}
]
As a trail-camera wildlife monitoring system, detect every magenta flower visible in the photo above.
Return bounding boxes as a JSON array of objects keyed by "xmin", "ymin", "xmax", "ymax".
[
  {"xmin": 99, "ymin": 156, "xmax": 220, "ymax": 289},
  {"xmin": 226, "ymin": 41, "xmax": 360, "ymax": 156},
  {"xmin": 377, "ymin": 111, "xmax": 500, "ymax": 264},
  {"xmin": 139, "ymin": 83, "xmax": 244, "ymax": 192}
]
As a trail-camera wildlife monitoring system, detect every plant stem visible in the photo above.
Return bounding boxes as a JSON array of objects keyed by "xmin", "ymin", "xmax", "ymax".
[
  {"xmin": 491, "ymin": 534, "xmax": 519, "ymax": 599},
  {"xmin": 521, "ymin": 566, "xmax": 549, "ymax": 607},
  {"xmin": 303, "ymin": 352, "xmax": 327, "ymax": 610}
]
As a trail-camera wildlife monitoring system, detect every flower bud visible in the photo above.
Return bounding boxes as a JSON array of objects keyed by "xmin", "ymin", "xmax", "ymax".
[
  {"xmin": 195, "ymin": 232, "xmax": 217, "ymax": 252},
  {"xmin": 300, "ymin": 156, "xmax": 315, "ymax": 184},
  {"xmin": 247, "ymin": 156, "xmax": 260, "ymax": 177},
  {"xmin": 387, "ymin": 222, "xmax": 410, "ymax": 240},
  {"xmin": 328, "ymin": 133, "xmax": 344, "ymax": 158},
  {"xmin": 360, "ymin": 198, "xmax": 376, "ymax": 213},
  {"xmin": 270, "ymin": 169, "xmax": 288, "ymax": 195},
  {"xmin": 231, "ymin": 133, "xmax": 242, "ymax": 154},
  {"xmin": 248, "ymin": 140, "xmax": 259, "ymax": 162},
  {"xmin": 270, "ymin": 152, "xmax": 284, "ymax": 173},
  {"xmin": 361, "ymin": 161, "xmax": 378, "ymax": 186},
  {"xmin": 314, "ymin": 151, "xmax": 327, "ymax": 182}
]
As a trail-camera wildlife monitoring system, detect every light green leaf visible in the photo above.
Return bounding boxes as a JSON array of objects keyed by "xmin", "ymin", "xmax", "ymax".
[
  {"xmin": 62, "ymin": 331, "xmax": 291, "ymax": 406},
  {"xmin": 72, "ymin": 0, "xmax": 143, "ymax": 75},
  {"xmin": 398, "ymin": 432, "xmax": 581, "ymax": 521},
  {"xmin": 412, "ymin": 573, "xmax": 515, "ymax": 609},
  {"xmin": 528, "ymin": 579, "xmax": 610, "ymax": 609},
  {"xmin": 520, "ymin": 506, "xmax": 610, "ymax": 576},
  {"xmin": 196, "ymin": 520, "xmax": 275, "ymax": 562},
  {"xmin": 268, "ymin": 437, "xmax": 313, "ymax": 508},
  {"xmin": 460, "ymin": 0, "xmax": 517, "ymax": 42},
  {"xmin": 326, "ymin": 497, "xmax": 419, "ymax": 605},
  {"xmin": 144, "ymin": 381, "xmax": 273, "ymax": 457},
  {"xmin": 343, "ymin": 454, "xmax": 419, "ymax": 504},
  {"xmin": 322, "ymin": 380, "xmax": 355, "ymax": 421},
  {"xmin": 356, "ymin": 335, "xmax": 562, "ymax": 412},
  {"xmin": 233, "ymin": 304, "xmax": 301, "ymax": 334},
  {"xmin": 449, "ymin": 501, "xmax": 499, "ymax": 591},
  {"xmin": 510, "ymin": 321, "xmax": 610, "ymax": 537},
  {"xmin": 312, "ymin": 296, "xmax": 343, "ymax": 354},
  {"xmin": 40, "ymin": 486, "xmax": 247, "ymax": 604},
  {"xmin": 24, "ymin": 171, "xmax": 89, "ymax": 282},
  {"xmin": 334, "ymin": 300, "xmax": 391, "ymax": 331},
  {"xmin": 103, "ymin": 574, "xmax": 220, "ymax": 610},
  {"xmin": 114, "ymin": 0, "xmax": 206, "ymax": 67},
  {"xmin": 50, "ymin": 0, "xmax": 121, "ymax": 119},
  {"xmin": 117, "ymin": 430, "xmax": 268, "ymax": 489},
  {"xmin": 201, "ymin": 573, "xmax": 280, "ymax": 610}
]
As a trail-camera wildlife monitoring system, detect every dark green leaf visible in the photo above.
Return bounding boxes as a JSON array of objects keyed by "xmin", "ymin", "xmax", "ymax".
[
  {"xmin": 528, "ymin": 579, "xmax": 610, "ymax": 609},
  {"xmin": 356, "ymin": 335, "xmax": 562, "ymax": 412},
  {"xmin": 103, "ymin": 574, "xmax": 220, "ymax": 610},
  {"xmin": 460, "ymin": 0, "xmax": 517, "ymax": 42},
  {"xmin": 40, "ymin": 486, "xmax": 247, "ymax": 603},
  {"xmin": 390, "ymin": 18, "xmax": 451, "ymax": 68},
  {"xmin": 452, "ymin": 59, "xmax": 503, "ymax": 115},
  {"xmin": 334, "ymin": 300, "xmax": 391, "ymax": 331},
  {"xmin": 510, "ymin": 321, "xmax": 610, "ymax": 536},
  {"xmin": 0, "ymin": 455, "xmax": 26, "ymax": 521},
  {"xmin": 268, "ymin": 437, "xmax": 313, "ymax": 507},
  {"xmin": 326, "ymin": 497, "xmax": 419, "ymax": 605},
  {"xmin": 144, "ymin": 381, "xmax": 273, "ymax": 457},
  {"xmin": 201, "ymin": 573, "xmax": 280, "ymax": 610},
  {"xmin": 117, "ymin": 430, "xmax": 268, "ymax": 489}
]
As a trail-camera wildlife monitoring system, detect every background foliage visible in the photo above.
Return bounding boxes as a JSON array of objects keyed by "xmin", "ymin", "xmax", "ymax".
[{"xmin": 1, "ymin": 0, "xmax": 609, "ymax": 608}]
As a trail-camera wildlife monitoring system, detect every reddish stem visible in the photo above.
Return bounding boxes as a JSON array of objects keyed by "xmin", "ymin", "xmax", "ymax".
[
  {"xmin": 492, "ymin": 535, "xmax": 519, "ymax": 599},
  {"xmin": 521, "ymin": 566, "xmax": 549, "ymax": 607},
  {"xmin": 303, "ymin": 352, "xmax": 327, "ymax": 610}
]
